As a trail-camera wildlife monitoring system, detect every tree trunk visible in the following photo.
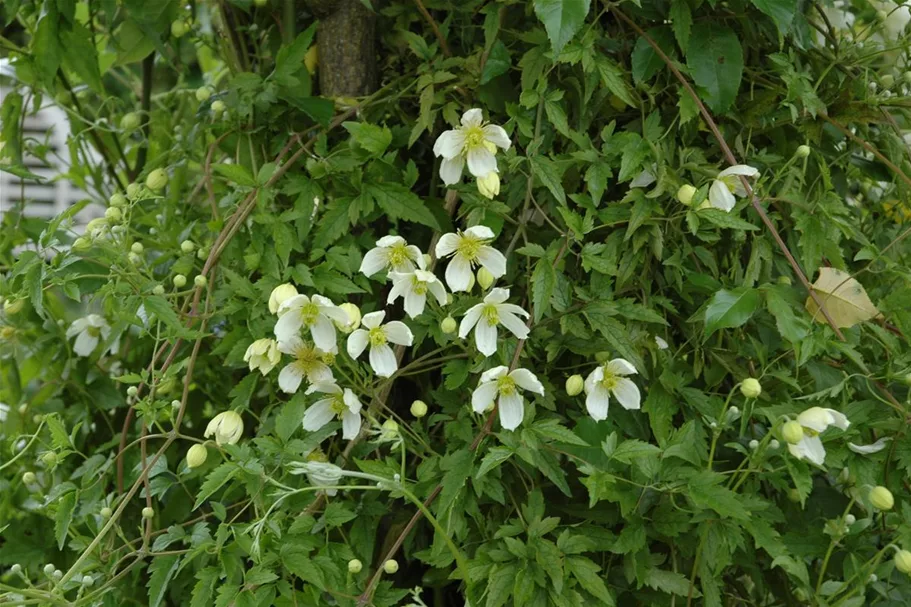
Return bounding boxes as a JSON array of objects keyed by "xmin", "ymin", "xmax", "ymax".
[{"xmin": 309, "ymin": 0, "xmax": 377, "ymax": 97}]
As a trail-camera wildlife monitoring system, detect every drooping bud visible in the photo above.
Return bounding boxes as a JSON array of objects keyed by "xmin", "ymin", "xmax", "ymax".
[
  {"xmin": 676, "ymin": 184, "xmax": 696, "ymax": 206},
  {"xmin": 565, "ymin": 374, "xmax": 584, "ymax": 396},
  {"xmin": 186, "ymin": 444, "xmax": 208, "ymax": 468},
  {"xmin": 477, "ymin": 172, "xmax": 500, "ymax": 199},
  {"xmin": 477, "ymin": 267, "xmax": 495, "ymax": 290},
  {"xmin": 441, "ymin": 316, "xmax": 457, "ymax": 334},
  {"xmin": 145, "ymin": 169, "xmax": 168, "ymax": 192},
  {"xmin": 895, "ymin": 550, "xmax": 911, "ymax": 574},
  {"xmin": 870, "ymin": 486, "xmax": 894, "ymax": 511},
  {"xmin": 782, "ymin": 420, "xmax": 804, "ymax": 445},
  {"xmin": 204, "ymin": 411, "xmax": 244, "ymax": 446},
  {"xmin": 269, "ymin": 283, "xmax": 298, "ymax": 314}
]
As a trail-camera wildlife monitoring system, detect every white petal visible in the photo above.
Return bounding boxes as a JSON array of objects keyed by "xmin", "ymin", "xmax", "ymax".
[
  {"xmin": 480, "ymin": 366, "xmax": 509, "ymax": 383},
  {"xmin": 307, "ymin": 362, "xmax": 334, "ymax": 384},
  {"xmin": 471, "ymin": 381, "xmax": 499, "ymax": 413},
  {"xmin": 405, "ymin": 245, "xmax": 423, "ymax": 269},
  {"xmin": 73, "ymin": 331, "xmax": 99, "ymax": 357},
  {"xmin": 498, "ymin": 310, "xmax": 529, "ymax": 340},
  {"xmin": 708, "ymin": 180, "xmax": 736, "ymax": 212},
  {"xmin": 459, "ymin": 304, "xmax": 484, "ymax": 338},
  {"xmin": 798, "ymin": 407, "xmax": 838, "ymax": 433},
  {"xmin": 384, "ymin": 321, "xmax": 413, "ymax": 346},
  {"xmin": 718, "ymin": 164, "xmax": 759, "ymax": 178},
  {"xmin": 789, "ymin": 435, "xmax": 826, "ymax": 466},
  {"xmin": 584, "ymin": 366, "xmax": 604, "ymax": 394},
  {"xmin": 347, "ymin": 330, "xmax": 369, "ymax": 359},
  {"xmin": 303, "ymin": 400, "xmax": 336, "ymax": 432},
  {"xmin": 306, "ymin": 381, "xmax": 341, "ymax": 396},
  {"xmin": 485, "ymin": 287, "xmax": 510, "ymax": 304},
  {"xmin": 433, "ymin": 129, "xmax": 466, "ymax": 159},
  {"xmin": 654, "ymin": 335, "xmax": 669, "ymax": 350},
  {"xmin": 316, "ymin": 301, "xmax": 349, "ymax": 324},
  {"xmin": 510, "ymin": 368, "xmax": 544, "ymax": 395},
  {"xmin": 274, "ymin": 312, "xmax": 303, "ymax": 343},
  {"xmin": 309, "ymin": 316, "xmax": 337, "ymax": 351},
  {"xmin": 387, "ymin": 277, "xmax": 409, "ymax": 305},
  {"xmin": 848, "ymin": 438, "xmax": 891, "ymax": 454},
  {"xmin": 474, "ymin": 321, "xmax": 498, "ymax": 356},
  {"xmin": 343, "ymin": 389, "xmax": 362, "ymax": 413},
  {"xmin": 445, "ymin": 255, "xmax": 473, "ymax": 292},
  {"xmin": 359, "ymin": 248, "xmax": 389, "ymax": 276},
  {"xmin": 630, "ymin": 168, "xmax": 657, "ymax": 188},
  {"xmin": 477, "ymin": 246, "xmax": 507, "ymax": 278},
  {"xmin": 606, "ymin": 359, "xmax": 637, "ymax": 376},
  {"xmin": 482, "ymin": 124, "xmax": 511, "ymax": 150},
  {"xmin": 498, "ymin": 392, "xmax": 524, "ymax": 431},
  {"xmin": 341, "ymin": 410, "xmax": 361, "ymax": 440},
  {"xmin": 823, "ymin": 408, "xmax": 850, "ymax": 431},
  {"xmin": 67, "ymin": 318, "xmax": 89, "ymax": 337},
  {"xmin": 612, "ymin": 378, "xmax": 641, "ymax": 410},
  {"xmin": 461, "ymin": 108, "xmax": 483, "ymax": 127},
  {"xmin": 435, "ymin": 232, "xmax": 461, "ymax": 258},
  {"xmin": 439, "ymin": 157, "xmax": 465, "ymax": 185},
  {"xmin": 369, "ymin": 344, "xmax": 398, "ymax": 377},
  {"xmin": 586, "ymin": 386, "xmax": 611, "ymax": 421},
  {"xmin": 361, "ymin": 310, "xmax": 385, "ymax": 329},
  {"xmin": 466, "ymin": 146, "xmax": 497, "ymax": 178},
  {"xmin": 277, "ymin": 335, "xmax": 303, "ymax": 355},
  {"xmin": 403, "ymin": 290, "xmax": 425, "ymax": 318},
  {"xmin": 498, "ymin": 303, "xmax": 529, "ymax": 318},
  {"xmin": 376, "ymin": 235, "xmax": 405, "ymax": 247},
  {"xmin": 279, "ymin": 294, "xmax": 309, "ymax": 314},
  {"xmin": 427, "ymin": 280, "xmax": 447, "ymax": 305},
  {"xmin": 278, "ymin": 363, "xmax": 305, "ymax": 393},
  {"xmin": 463, "ymin": 225, "xmax": 495, "ymax": 240}
]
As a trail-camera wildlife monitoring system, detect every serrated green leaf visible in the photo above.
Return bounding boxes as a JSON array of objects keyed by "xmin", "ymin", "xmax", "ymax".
[
  {"xmin": 313, "ymin": 198, "xmax": 353, "ymax": 250},
  {"xmin": 366, "ymin": 183, "xmax": 440, "ymax": 230},
  {"xmin": 476, "ymin": 447, "xmax": 514, "ymax": 479},
  {"xmin": 533, "ymin": 0, "xmax": 591, "ymax": 55},
  {"xmin": 669, "ymin": 0, "xmax": 692, "ymax": 51},
  {"xmin": 212, "ymin": 163, "xmax": 256, "ymax": 187},
  {"xmin": 686, "ymin": 24, "xmax": 743, "ymax": 113},
  {"xmin": 567, "ymin": 556, "xmax": 614, "ymax": 604},
  {"xmin": 751, "ymin": 0, "xmax": 797, "ymax": 33},
  {"xmin": 190, "ymin": 567, "xmax": 220, "ymax": 607},
  {"xmin": 704, "ymin": 287, "xmax": 760, "ymax": 337},
  {"xmin": 481, "ymin": 40, "xmax": 511, "ymax": 84},
  {"xmin": 486, "ymin": 563, "xmax": 518, "ymax": 607},
  {"xmin": 688, "ymin": 471, "xmax": 750, "ymax": 520},
  {"xmin": 46, "ymin": 414, "xmax": 71, "ymax": 450},
  {"xmin": 698, "ymin": 208, "xmax": 759, "ymax": 231},
  {"xmin": 532, "ymin": 257, "xmax": 556, "ymax": 322},
  {"xmin": 529, "ymin": 156, "xmax": 566, "ymax": 204},
  {"xmin": 194, "ymin": 463, "xmax": 237, "ymax": 510},
  {"xmin": 147, "ymin": 555, "xmax": 180, "ymax": 607},
  {"xmin": 342, "ymin": 122, "xmax": 393, "ymax": 156},
  {"xmin": 55, "ymin": 490, "xmax": 77, "ymax": 550}
]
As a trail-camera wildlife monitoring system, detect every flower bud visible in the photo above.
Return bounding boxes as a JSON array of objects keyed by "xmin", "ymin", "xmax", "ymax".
[
  {"xmin": 53, "ymin": 569, "xmax": 62, "ymax": 580},
  {"xmin": 22, "ymin": 471, "xmax": 36, "ymax": 484},
  {"xmin": 152, "ymin": 284, "xmax": 165, "ymax": 296},
  {"xmin": 381, "ymin": 419, "xmax": 399, "ymax": 440},
  {"xmin": 337, "ymin": 302, "xmax": 361, "ymax": 332},
  {"xmin": 676, "ymin": 184, "xmax": 696, "ymax": 206},
  {"xmin": 305, "ymin": 46, "xmax": 319, "ymax": 74},
  {"xmin": 186, "ymin": 444, "xmax": 208, "ymax": 468},
  {"xmin": 896, "ymin": 550, "xmax": 911, "ymax": 574},
  {"xmin": 440, "ymin": 316, "xmax": 457, "ymax": 334},
  {"xmin": 10, "ymin": 564, "xmax": 21, "ymax": 574},
  {"xmin": 740, "ymin": 378, "xmax": 761, "ymax": 399},
  {"xmin": 882, "ymin": 74, "xmax": 895, "ymax": 88},
  {"xmin": 748, "ymin": 439, "xmax": 759, "ymax": 450},
  {"xmin": 777, "ymin": 275, "xmax": 792, "ymax": 286},
  {"xmin": 795, "ymin": 145, "xmax": 810, "ymax": 159},
  {"xmin": 82, "ymin": 575, "xmax": 94, "ymax": 587},
  {"xmin": 477, "ymin": 172, "xmax": 500, "ymax": 199},
  {"xmin": 196, "ymin": 87, "xmax": 213, "ymax": 102},
  {"xmin": 126, "ymin": 183, "xmax": 141, "ymax": 198},
  {"xmin": 110, "ymin": 193, "xmax": 127, "ymax": 207},
  {"xmin": 141, "ymin": 506, "xmax": 154, "ymax": 519},
  {"xmin": 788, "ymin": 488, "xmax": 801, "ymax": 503},
  {"xmin": 171, "ymin": 19, "xmax": 189, "ymax": 38},
  {"xmin": 131, "ymin": 242, "xmax": 144, "ymax": 254},
  {"xmin": 477, "ymin": 267, "xmax": 495, "ymax": 290},
  {"xmin": 145, "ymin": 169, "xmax": 168, "ymax": 191},
  {"xmin": 769, "ymin": 439, "xmax": 780, "ymax": 450},
  {"xmin": 4, "ymin": 298, "xmax": 24, "ymax": 315},
  {"xmin": 204, "ymin": 410, "xmax": 244, "ymax": 446},
  {"xmin": 211, "ymin": 100, "xmax": 226, "ymax": 114},
  {"xmin": 348, "ymin": 559, "xmax": 363, "ymax": 573},
  {"xmin": 782, "ymin": 420, "xmax": 804, "ymax": 445},
  {"xmin": 72, "ymin": 237, "xmax": 91, "ymax": 250},
  {"xmin": 173, "ymin": 274, "xmax": 187, "ymax": 288},
  {"xmin": 194, "ymin": 275, "xmax": 207, "ymax": 288},
  {"xmin": 127, "ymin": 386, "xmax": 139, "ymax": 397},
  {"xmin": 43, "ymin": 564, "xmax": 55, "ymax": 576},
  {"xmin": 41, "ymin": 451, "xmax": 57, "ymax": 467},
  {"xmin": 100, "ymin": 507, "xmax": 112, "ymax": 519},
  {"xmin": 845, "ymin": 514, "xmax": 856, "ymax": 525},
  {"xmin": 565, "ymin": 374, "xmax": 584, "ymax": 396},
  {"xmin": 410, "ymin": 400, "xmax": 428, "ymax": 418},
  {"xmin": 870, "ymin": 486, "xmax": 894, "ymax": 510},
  {"xmin": 120, "ymin": 112, "xmax": 141, "ymax": 131},
  {"xmin": 383, "ymin": 559, "xmax": 399, "ymax": 574},
  {"xmin": 180, "ymin": 240, "xmax": 195, "ymax": 253},
  {"xmin": 105, "ymin": 207, "xmax": 122, "ymax": 222},
  {"xmin": 269, "ymin": 283, "xmax": 298, "ymax": 314}
]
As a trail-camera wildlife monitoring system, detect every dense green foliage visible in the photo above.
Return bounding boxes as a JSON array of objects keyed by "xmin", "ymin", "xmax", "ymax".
[{"xmin": 2, "ymin": 0, "xmax": 911, "ymax": 605}]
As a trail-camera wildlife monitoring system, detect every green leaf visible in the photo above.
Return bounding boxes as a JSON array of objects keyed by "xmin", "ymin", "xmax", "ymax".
[
  {"xmin": 611, "ymin": 439, "xmax": 662, "ymax": 463},
  {"xmin": 147, "ymin": 555, "xmax": 180, "ymax": 607},
  {"xmin": 765, "ymin": 288, "xmax": 809, "ymax": 342},
  {"xmin": 529, "ymin": 156, "xmax": 566, "ymax": 204},
  {"xmin": 486, "ymin": 563, "xmax": 518, "ymax": 607},
  {"xmin": 481, "ymin": 40, "xmax": 511, "ymax": 84},
  {"xmin": 751, "ymin": 0, "xmax": 797, "ymax": 33},
  {"xmin": 704, "ymin": 287, "xmax": 760, "ymax": 337},
  {"xmin": 273, "ymin": 24, "xmax": 317, "ymax": 81},
  {"xmin": 686, "ymin": 24, "xmax": 743, "ymax": 113},
  {"xmin": 55, "ymin": 490, "xmax": 77, "ymax": 550},
  {"xmin": 144, "ymin": 296, "xmax": 182, "ymax": 331},
  {"xmin": 439, "ymin": 449, "xmax": 474, "ymax": 517},
  {"xmin": 688, "ymin": 471, "xmax": 750, "ymax": 520},
  {"xmin": 631, "ymin": 28, "xmax": 673, "ymax": 84},
  {"xmin": 567, "ymin": 556, "xmax": 614, "ymax": 604},
  {"xmin": 194, "ymin": 463, "xmax": 237, "ymax": 510},
  {"xmin": 282, "ymin": 546, "xmax": 327, "ymax": 590},
  {"xmin": 669, "ymin": 0, "xmax": 693, "ymax": 52},
  {"xmin": 342, "ymin": 122, "xmax": 393, "ymax": 156},
  {"xmin": 531, "ymin": 419, "xmax": 589, "ymax": 446},
  {"xmin": 313, "ymin": 198, "xmax": 353, "ymax": 250},
  {"xmin": 60, "ymin": 23, "xmax": 103, "ymax": 93},
  {"xmin": 33, "ymin": 9, "xmax": 61, "ymax": 88},
  {"xmin": 46, "ymin": 414, "xmax": 72, "ymax": 450},
  {"xmin": 645, "ymin": 568, "xmax": 696, "ymax": 597},
  {"xmin": 212, "ymin": 163, "xmax": 256, "ymax": 187},
  {"xmin": 190, "ymin": 567, "xmax": 220, "ymax": 607},
  {"xmin": 476, "ymin": 447, "xmax": 514, "ymax": 479},
  {"xmin": 698, "ymin": 208, "xmax": 760, "ymax": 231},
  {"xmin": 531, "ymin": 257, "xmax": 556, "ymax": 322},
  {"xmin": 0, "ymin": 92, "xmax": 23, "ymax": 165},
  {"xmin": 533, "ymin": 0, "xmax": 591, "ymax": 55},
  {"xmin": 596, "ymin": 59, "xmax": 636, "ymax": 108},
  {"xmin": 365, "ymin": 183, "xmax": 441, "ymax": 229}
]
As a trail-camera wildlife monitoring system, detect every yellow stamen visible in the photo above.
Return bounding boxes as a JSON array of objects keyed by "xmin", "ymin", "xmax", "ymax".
[
  {"xmin": 496, "ymin": 375, "xmax": 516, "ymax": 396},
  {"xmin": 368, "ymin": 327, "xmax": 387, "ymax": 347},
  {"xmin": 387, "ymin": 242, "xmax": 411, "ymax": 268},
  {"xmin": 482, "ymin": 304, "xmax": 499, "ymax": 327},
  {"xmin": 299, "ymin": 302, "xmax": 320, "ymax": 326}
]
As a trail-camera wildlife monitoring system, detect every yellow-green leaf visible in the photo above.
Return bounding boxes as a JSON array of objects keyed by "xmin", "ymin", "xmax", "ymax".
[{"xmin": 805, "ymin": 267, "xmax": 880, "ymax": 329}]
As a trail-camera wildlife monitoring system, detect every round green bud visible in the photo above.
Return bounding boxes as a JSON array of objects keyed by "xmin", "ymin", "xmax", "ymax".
[
  {"xmin": 194, "ymin": 275, "xmax": 207, "ymax": 288},
  {"xmin": 382, "ymin": 419, "xmax": 399, "ymax": 434},
  {"xmin": 126, "ymin": 183, "xmax": 142, "ymax": 198},
  {"xmin": 565, "ymin": 374, "xmax": 584, "ymax": 396},
  {"xmin": 171, "ymin": 20, "xmax": 189, "ymax": 38},
  {"xmin": 109, "ymin": 193, "xmax": 127, "ymax": 207},
  {"xmin": 410, "ymin": 400, "xmax": 428, "ymax": 418},
  {"xmin": 870, "ymin": 486, "xmax": 894, "ymax": 511},
  {"xmin": 740, "ymin": 378, "xmax": 762, "ymax": 399},
  {"xmin": 383, "ymin": 559, "xmax": 399, "ymax": 574},
  {"xmin": 72, "ymin": 237, "xmax": 91, "ymax": 250},
  {"xmin": 787, "ymin": 488, "xmax": 801, "ymax": 503},
  {"xmin": 145, "ymin": 169, "xmax": 168, "ymax": 192},
  {"xmin": 782, "ymin": 420, "xmax": 804, "ymax": 445},
  {"xmin": 23, "ymin": 472, "xmax": 36, "ymax": 484},
  {"xmin": 120, "ymin": 112, "xmax": 141, "ymax": 131},
  {"xmin": 777, "ymin": 275, "xmax": 792, "ymax": 286},
  {"xmin": 748, "ymin": 439, "xmax": 759, "ymax": 450},
  {"xmin": 769, "ymin": 439, "xmax": 780, "ymax": 450},
  {"xmin": 43, "ymin": 564, "xmax": 55, "ymax": 576},
  {"xmin": 348, "ymin": 559, "xmax": 363, "ymax": 573},
  {"xmin": 131, "ymin": 242, "xmax": 144, "ymax": 254},
  {"xmin": 10, "ymin": 564, "xmax": 21, "ymax": 574},
  {"xmin": 127, "ymin": 386, "xmax": 139, "ymax": 397},
  {"xmin": 104, "ymin": 207, "xmax": 122, "ymax": 222},
  {"xmin": 82, "ymin": 574, "xmax": 94, "ymax": 587},
  {"xmin": 141, "ymin": 506, "xmax": 154, "ymax": 519},
  {"xmin": 4, "ymin": 298, "xmax": 24, "ymax": 315},
  {"xmin": 896, "ymin": 550, "xmax": 911, "ymax": 574},
  {"xmin": 180, "ymin": 240, "xmax": 195, "ymax": 253},
  {"xmin": 41, "ymin": 451, "xmax": 57, "ymax": 467},
  {"xmin": 100, "ymin": 506, "xmax": 112, "ymax": 519},
  {"xmin": 55, "ymin": 91, "xmax": 72, "ymax": 105},
  {"xmin": 53, "ymin": 569, "xmax": 62, "ymax": 581},
  {"xmin": 173, "ymin": 274, "xmax": 187, "ymax": 288},
  {"xmin": 477, "ymin": 267, "xmax": 495, "ymax": 290},
  {"xmin": 152, "ymin": 284, "xmax": 165, "ymax": 296},
  {"xmin": 795, "ymin": 145, "xmax": 810, "ymax": 159},
  {"xmin": 441, "ymin": 316, "xmax": 457, "ymax": 334},
  {"xmin": 845, "ymin": 514, "xmax": 856, "ymax": 525},
  {"xmin": 197, "ymin": 247, "xmax": 208, "ymax": 260},
  {"xmin": 211, "ymin": 100, "xmax": 226, "ymax": 114},
  {"xmin": 186, "ymin": 444, "xmax": 208, "ymax": 468},
  {"xmin": 195, "ymin": 87, "xmax": 213, "ymax": 102},
  {"xmin": 882, "ymin": 74, "xmax": 895, "ymax": 88},
  {"xmin": 676, "ymin": 184, "xmax": 696, "ymax": 206}
]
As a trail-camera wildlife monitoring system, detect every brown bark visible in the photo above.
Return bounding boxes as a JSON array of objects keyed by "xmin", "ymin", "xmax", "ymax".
[{"xmin": 309, "ymin": 0, "xmax": 377, "ymax": 97}]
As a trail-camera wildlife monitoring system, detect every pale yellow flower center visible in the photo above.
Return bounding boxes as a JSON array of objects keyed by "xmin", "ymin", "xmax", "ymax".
[
  {"xmin": 803, "ymin": 427, "xmax": 819, "ymax": 437},
  {"xmin": 299, "ymin": 302, "xmax": 320, "ymax": 326},
  {"xmin": 368, "ymin": 327, "xmax": 387, "ymax": 347},
  {"xmin": 721, "ymin": 176, "xmax": 738, "ymax": 193},
  {"xmin": 387, "ymin": 242, "xmax": 411, "ymax": 268},
  {"xmin": 330, "ymin": 395, "xmax": 348, "ymax": 415},
  {"xmin": 463, "ymin": 125, "xmax": 486, "ymax": 150},
  {"xmin": 600, "ymin": 368, "xmax": 620, "ymax": 391},
  {"xmin": 481, "ymin": 304, "xmax": 499, "ymax": 327},
  {"xmin": 456, "ymin": 234, "xmax": 483, "ymax": 262},
  {"xmin": 410, "ymin": 276, "xmax": 428, "ymax": 296},
  {"xmin": 496, "ymin": 375, "xmax": 516, "ymax": 396},
  {"xmin": 86, "ymin": 325, "xmax": 101, "ymax": 337},
  {"xmin": 306, "ymin": 449, "xmax": 328, "ymax": 462},
  {"xmin": 293, "ymin": 344, "xmax": 323, "ymax": 374}
]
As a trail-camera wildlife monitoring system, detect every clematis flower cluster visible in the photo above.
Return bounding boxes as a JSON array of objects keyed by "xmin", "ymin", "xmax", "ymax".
[{"xmin": 433, "ymin": 108, "xmax": 510, "ymax": 199}]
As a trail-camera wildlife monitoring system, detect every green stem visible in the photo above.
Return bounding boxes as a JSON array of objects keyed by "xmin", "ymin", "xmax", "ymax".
[{"xmin": 0, "ymin": 420, "xmax": 46, "ymax": 472}]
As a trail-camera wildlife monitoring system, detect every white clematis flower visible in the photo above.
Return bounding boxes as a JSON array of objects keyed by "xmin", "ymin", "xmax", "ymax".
[
  {"xmin": 290, "ymin": 460, "xmax": 345, "ymax": 496},
  {"xmin": 471, "ymin": 366, "xmax": 544, "ymax": 431},
  {"xmin": 388, "ymin": 269, "xmax": 447, "ymax": 318},
  {"xmin": 583, "ymin": 359, "xmax": 641, "ymax": 421},
  {"xmin": 275, "ymin": 294, "xmax": 349, "ymax": 351},
  {"xmin": 459, "ymin": 288, "xmax": 529, "ymax": 356},
  {"xmin": 277, "ymin": 337, "xmax": 335, "ymax": 393},
  {"xmin": 67, "ymin": 314, "xmax": 113, "ymax": 357},
  {"xmin": 347, "ymin": 311, "xmax": 414, "ymax": 377},
  {"xmin": 788, "ymin": 407, "xmax": 850, "ymax": 466},
  {"xmin": 244, "ymin": 338, "xmax": 281, "ymax": 375},
  {"xmin": 359, "ymin": 235, "xmax": 424, "ymax": 277},
  {"xmin": 302, "ymin": 382, "xmax": 363, "ymax": 440},
  {"xmin": 435, "ymin": 225, "xmax": 507, "ymax": 292},
  {"xmin": 432, "ymin": 108, "xmax": 511, "ymax": 185},
  {"xmin": 706, "ymin": 165, "xmax": 759, "ymax": 212},
  {"xmin": 269, "ymin": 283, "xmax": 298, "ymax": 315},
  {"xmin": 205, "ymin": 411, "xmax": 244, "ymax": 446}
]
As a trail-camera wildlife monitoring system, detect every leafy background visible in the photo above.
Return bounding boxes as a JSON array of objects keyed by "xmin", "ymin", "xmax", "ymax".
[{"xmin": 2, "ymin": 0, "xmax": 911, "ymax": 605}]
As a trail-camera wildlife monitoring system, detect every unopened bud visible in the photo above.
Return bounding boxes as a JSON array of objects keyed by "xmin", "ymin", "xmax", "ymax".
[
  {"xmin": 194, "ymin": 275, "xmax": 207, "ymax": 288},
  {"xmin": 41, "ymin": 452, "xmax": 57, "ymax": 467},
  {"xmin": 410, "ymin": 400, "xmax": 428, "ymax": 418},
  {"xmin": 441, "ymin": 316, "xmax": 457, "ymax": 334},
  {"xmin": 870, "ymin": 486, "xmax": 894, "ymax": 511},
  {"xmin": 782, "ymin": 420, "xmax": 804, "ymax": 445},
  {"xmin": 173, "ymin": 274, "xmax": 187, "ymax": 288},
  {"xmin": 740, "ymin": 378, "xmax": 761, "ymax": 399},
  {"xmin": 896, "ymin": 550, "xmax": 911, "ymax": 574},
  {"xmin": 676, "ymin": 184, "xmax": 696, "ymax": 206},
  {"xmin": 120, "ymin": 112, "xmax": 141, "ymax": 131},
  {"xmin": 795, "ymin": 145, "xmax": 810, "ymax": 159},
  {"xmin": 748, "ymin": 439, "xmax": 759, "ymax": 450},
  {"xmin": 171, "ymin": 19, "xmax": 189, "ymax": 38},
  {"xmin": 383, "ymin": 559, "xmax": 399, "ymax": 574},
  {"xmin": 131, "ymin": 242, "xmax": 144, "ymax": 254},
  {"xmin": 186, "ymin": 444, "xmax": 208, "ymax": 468},
  {"xmin": 565, "ymin": 374, "xmax": 584, "ymax": 396},
  {"xmin": 43, "ymin": 564, "xmax": 55, "ymax": 576},
  {"xmin": 23, "ymin": 472, "xmax": 36, "ymax": 484},
  {"xmin": 141, "ymin": 506, "xmax": 154, "ymax": 519},
  {"xmin": 145, "ymin": 169, "xmax": 168, "ymax": 192},
  {"xmin": 180, "ymin": 240, "xmax": 195, "ymax": 253},
  {"xmin": 845, "ymin": 514, "xmax": 856, "ymax": 525},
  {"xmin": 152, "ymin": 284, "xmax": 165, "ymax": 296},
  {"xmin": 100, "ymin": 507, "xmax": 112, "ymax": 518},
  {"xmin": 110, "ymin": 193, "xmax": 127, "ymax": 207},
  {"xmin": 348, "ymin": 559, "xmax": 363, "ymax": 573},
  {"xmin": 477, "ymin": 267, "xmax": 495, "ymax": 290},
  {"xmin": 127, "ymin": 386, "xmax": 139, "ymax": 397},
  {"xmin": 211, "ymin": 100, "xmax": 226, "ymax": 114},
  {"xmin": 195, "ymin": 87, "xmax": 213, "ymax": 102}
]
